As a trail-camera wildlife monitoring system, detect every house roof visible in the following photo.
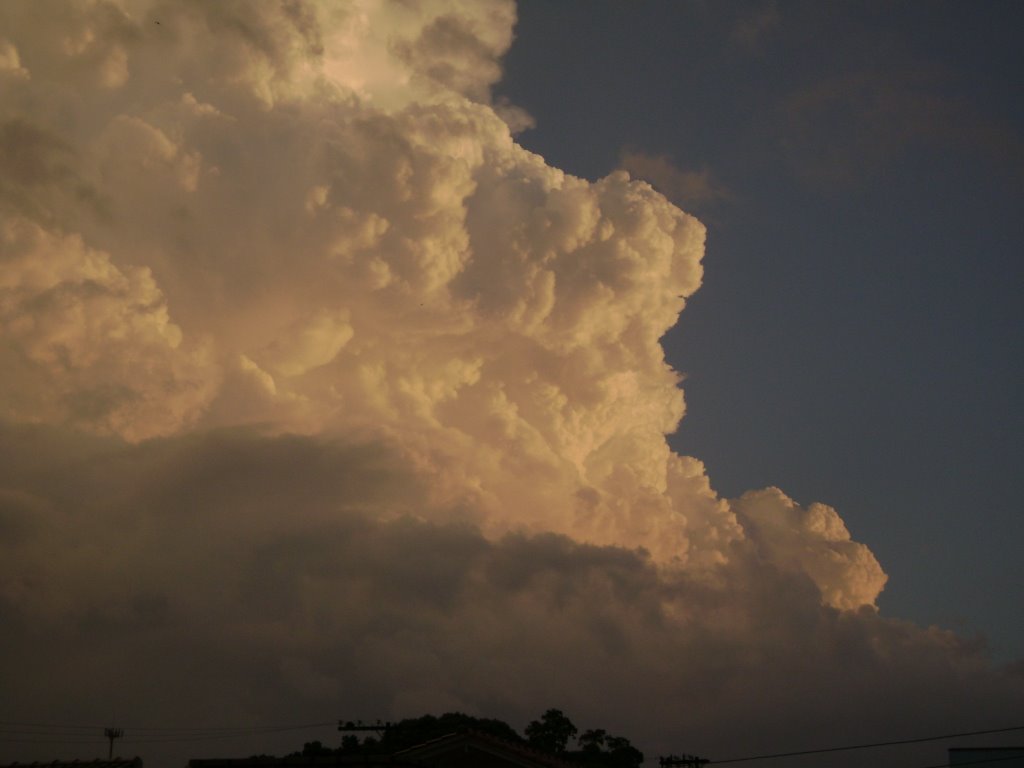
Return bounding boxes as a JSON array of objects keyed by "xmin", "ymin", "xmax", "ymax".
[
  {"xmin": 947, "ymin": 749, "xmax": 1024, "ymax": 767},
  {"xmin": 394, "ymin": 730, "xmax": 574, "ymax": 768},
  {"xmin": 190, "ymin": 729, "xmax": 574, "ymax": 768}
]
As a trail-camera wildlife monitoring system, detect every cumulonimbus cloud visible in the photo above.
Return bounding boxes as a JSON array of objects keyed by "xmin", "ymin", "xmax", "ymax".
[
  {"xmin": 0, "ymin": 3, "xmax": 1020, "ymax": 766},
  {"xmin": 0, "ymin": 0, "xmax": 879, "ymax": 606}
]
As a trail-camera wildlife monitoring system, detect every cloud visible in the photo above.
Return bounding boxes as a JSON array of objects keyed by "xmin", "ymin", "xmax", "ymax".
[
  {"xmin": 0, "ymin": 216, "xmax": 217, "ymax": 439},
  {"xmin": 777, "ymin": 65, "xmax": 1024, "ymax": 186},
  {"xmin": 730, "ymin": 1, "xmax": 781, "ymax": 53},
  {"xmin": 2, "ymin": 0, "xmax": 719, "ymax": 565},
  {"xmin": 0, "ymin": 38, "xmax": 29, "ymax": 79},
  {"xmin": 732, "ymin": 487, "xmax": 887, "ymax": 610},
  {"xmin": 1, "ymin": 424, "xmax": 1021, "ymax": 767},
  {"xmin": 0, "ymin": 2, "xmax": 1021, "ymax": 766},
  {"xmin": 618, "ymin": 149, "xmax": 732, "ymax": 213}
]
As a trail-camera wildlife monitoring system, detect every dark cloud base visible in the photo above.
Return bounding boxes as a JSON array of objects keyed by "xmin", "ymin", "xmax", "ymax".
[{"xmin": 1, "ymin": 425, "xmax": 1021, "ymax": 768}]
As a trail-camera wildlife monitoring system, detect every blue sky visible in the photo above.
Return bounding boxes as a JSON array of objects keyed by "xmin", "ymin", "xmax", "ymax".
[{"xmin": 497, "ymin": 0, "xmax": 1024, "ymax": 658}]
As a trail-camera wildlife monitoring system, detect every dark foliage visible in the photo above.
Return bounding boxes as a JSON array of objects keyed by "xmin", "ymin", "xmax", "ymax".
[
  {"xmin": 299, "ymin": 741, "xmax": 334, "ymax": 757},
  {"xmin": 525, "ymin": 709, "xmax": 642, "ymax": 768},
  {"xmin": 375, "ymin": 712, "xmax": 525, "ymax": 752},
  {"xmin": 294, "ymin": 710, "xmax": 641, "ymax": 768},
  {"xmin": 525, "ymin": 709, "xmax": 578, "ymax": 754},
  {"xmin": 567, "ymin": 733, "xmax": 644, "ymax": 768}
]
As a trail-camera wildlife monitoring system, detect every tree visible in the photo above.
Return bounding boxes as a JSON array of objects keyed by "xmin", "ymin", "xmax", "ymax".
[
  {"xmin": 579, "ymin": 729, "xmax": 607, "ymax": 754},
  {"xmin": 297, "ymin": 708, "xmax": 642, "ymax": 768},
  {"xmin": 601, "ymin": 735, "xmax": 643, "ymax": 768},
  {"xmin": 377, "ymin": 712, "xmax": 523, "ymax": 752},
  {"xmin": 299, "ymin": 741, "xmax": 333, "ymax": 757},
  {"xmin": 525, "ymin": 709, "xmax": 578, "ymax": 754}
]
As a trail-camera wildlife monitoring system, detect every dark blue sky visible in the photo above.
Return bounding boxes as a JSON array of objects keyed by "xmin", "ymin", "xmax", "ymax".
[{"xmin": 496, "ymin": 0, "xmax": 1024, "ymax": 658}]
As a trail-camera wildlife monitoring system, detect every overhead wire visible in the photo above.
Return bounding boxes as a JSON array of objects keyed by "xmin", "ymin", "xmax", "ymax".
[
  {"xmin": 2, "ymin": 720, "xmax": 1022, "ymax": 761},
  {"xmin": 0, "ymin": 720, "xmax": 335, "ymax": 732},
  {"xmin": 124, "ymin": 724, "xmax": 339, "ymax": 745},
  {"xmin": 708, "ymin": 725, "xmax": 1024, "ymax": 764},
  {"xmin": 0, "ymin": 720, "xmax": 337, "ymax": 746}
]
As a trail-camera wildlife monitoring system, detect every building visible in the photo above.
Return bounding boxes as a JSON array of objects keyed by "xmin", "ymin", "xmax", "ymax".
[
  {"xmin": 190, "ymin": 731, "xmax": 570, "ymax": 768},
  {"xmin": 949, "ymin": 748, "xmax": 1024, "ymax": 767},
  {"xmin": 393, "ymin": 731, "xmax": 572, "ymax": 768}
]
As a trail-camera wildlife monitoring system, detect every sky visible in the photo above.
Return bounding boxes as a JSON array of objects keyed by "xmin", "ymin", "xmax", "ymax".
[
  {"xmin": 0, "ymin": 2, "xmax": 1021, "ymax": 768},
  {"xmin": 495, "ymin": 0, "xmax": 1024, "ymax": 661}
]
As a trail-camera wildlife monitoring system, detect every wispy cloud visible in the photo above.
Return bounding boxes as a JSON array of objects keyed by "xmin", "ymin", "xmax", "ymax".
[
  {"xmin": 730, "ymin": 1, "xmax": 781, "ymax": 53},
  {"xmin": 777, "ymin": 64, "xmax": 1024, "ymax": 187},
  {"xmin": 618, "ymin": 149, "xmax": 732, "ymax": 214}
]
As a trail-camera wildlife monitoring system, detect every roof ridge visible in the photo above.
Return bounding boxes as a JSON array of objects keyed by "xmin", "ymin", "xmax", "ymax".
[{"xmin": 395, "ymin": 729, "xmax": 574, "ymax": 768}]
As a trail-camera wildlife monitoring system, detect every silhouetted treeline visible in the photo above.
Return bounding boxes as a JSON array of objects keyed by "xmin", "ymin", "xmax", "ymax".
[{"xmin": 293, "ymin": 709, "xmax": 642, "ymax": 768}]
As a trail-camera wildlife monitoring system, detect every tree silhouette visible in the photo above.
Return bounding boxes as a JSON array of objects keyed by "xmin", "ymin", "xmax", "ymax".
[
  {"xmin": 525, "ymin": 709, "xmax": 578, "ymax": 754},
  {"xmin": 295, "ymin": 708, "xmax": 641, "ymax": 768},
  {"xmin": 379, "ymin": 712, "xmax": 523, "ymax": 751},
  {"xmin": 579, "ymin": 729, "xmax": 608, "ymax": 753},
  {"xmin": 598, "ymin": 735, "xmax": 644, "ymax": 768},
  {"xmin": 299, "ymin": 741, "xmax": 333, "ymax": 757}
]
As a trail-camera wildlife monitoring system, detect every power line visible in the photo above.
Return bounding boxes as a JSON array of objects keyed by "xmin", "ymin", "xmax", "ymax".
[
  {"xmin": 0, "ymin": 728, "xmax": 107, "ymax": 737},
  {"xmin": 0, "ymin": 720, "xmax": 334, "ymax": 734},
  {"xmin": 0, "ymin": 720, "xmax": 337, "ymax": 746},
  {"xmin": 0, "ymin": 721, "xmax": 106, "ymax": 731},
  {"xmin": 0, "ymin": 738, "xmax": 107, "ymax": 745},
  {"xmin": 709, "ymin": 725, "xmax": 1024, "ymax": 764},
  {"xmin": 123, "ymin": 724, "xmax": 339, "ymax": 745},
  {"xmin": 5, "ymin": 720, "xmax": 1023, "ymax": 760}
]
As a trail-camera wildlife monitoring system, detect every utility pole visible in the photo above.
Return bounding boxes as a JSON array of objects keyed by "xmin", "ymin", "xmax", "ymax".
[
  {"xmin": 104, "ymin": 727, "xmax": 124, "ymax": 760},
  {"xmin": 660, "ymin": 755, "xmax": 709, "ymax": 768}
]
